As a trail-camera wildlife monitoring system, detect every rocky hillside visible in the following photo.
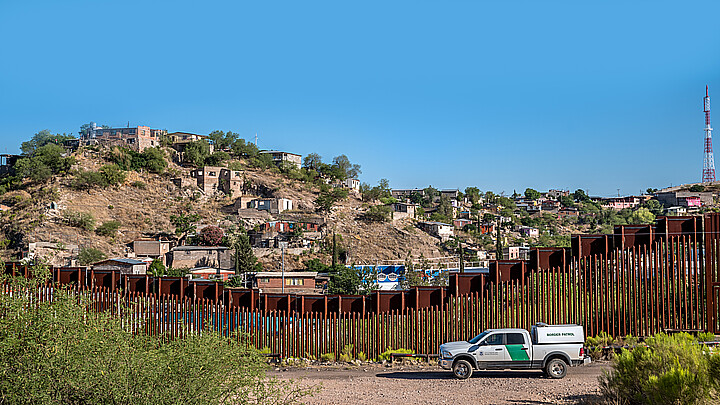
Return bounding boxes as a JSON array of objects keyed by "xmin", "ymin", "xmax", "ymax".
[{"xmin": 0, "ymin": 148, "xmax": 445, "ymax": 270}]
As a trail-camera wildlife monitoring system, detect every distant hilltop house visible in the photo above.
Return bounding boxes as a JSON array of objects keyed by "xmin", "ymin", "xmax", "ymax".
[
  {"xmin": 519, "ymin": 226, "xmax": 539, "ymax": 237},
  {"xmin": 334, "ymin": 178, "xmax": 360, "ymax": 192},
  {"xmin": 167, "ymin": 132, "xmax": 214, "ymax": 163},
  {"xmin": 601, "ymin": 196, "xmax": 642, "ymax": 210},
  {"xmin": 503, "ymin": 246, "xmax": 530, "ymax": 260},
  {"xmin": 259, "ymin": 150, "xmax": 301, "ymax": 169},
  {"xmin": 546, "ymin": 189, "xmax": 570, "ymax": 198},
  {"xmin": 191, "ymin": 166, "xmax": 243, "ymax": 196},
  {"xmin": 655, "ymin": 190, "xmax": 713, "ymax": 208},
  {"xmin": 0, "ymin": 154, "xmax": 21, "ymax": 175},
  {"xmin": 83, "ymin": 123, "xmax": 166, "ymax": 152}
]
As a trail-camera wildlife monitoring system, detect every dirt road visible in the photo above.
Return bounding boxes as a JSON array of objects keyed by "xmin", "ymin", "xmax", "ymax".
[{"xmin": 274, "ymin": 362, "xmax": 608, "ymax": 405}]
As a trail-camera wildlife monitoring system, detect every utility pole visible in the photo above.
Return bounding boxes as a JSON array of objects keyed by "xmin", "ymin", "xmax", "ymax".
[
  {"xmin": 280, "ymin": 241, "xmax": 287, "ymax": 293},
  {"xmin": 495, "ymin": 216, "xmax": 503, "ymax": 260}
]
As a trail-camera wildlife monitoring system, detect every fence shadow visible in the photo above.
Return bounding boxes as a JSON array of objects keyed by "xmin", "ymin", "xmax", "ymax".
[{"xmin": 376, "ymin": 370, "xmax": 545, "ymax": 380}]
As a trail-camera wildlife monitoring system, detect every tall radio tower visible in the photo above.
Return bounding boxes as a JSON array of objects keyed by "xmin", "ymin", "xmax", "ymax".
[{"xmin": 703, "ymin": 85, "xmax": 716, "ymax": 183}]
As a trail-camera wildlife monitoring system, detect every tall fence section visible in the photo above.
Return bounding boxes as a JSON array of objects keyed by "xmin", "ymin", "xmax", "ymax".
[{"xmin": 4, "ymin": 214, "xmax": 720, "ymax": 359}]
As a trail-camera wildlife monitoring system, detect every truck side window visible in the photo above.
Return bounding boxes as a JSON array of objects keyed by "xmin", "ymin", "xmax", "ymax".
[
  {"xmin": 484, "ymin": 333, "xmax": 503, "ymax": 345},
  {"xmin": 507, "ymin": 333, "xmax": 525, "ymax": 345}
]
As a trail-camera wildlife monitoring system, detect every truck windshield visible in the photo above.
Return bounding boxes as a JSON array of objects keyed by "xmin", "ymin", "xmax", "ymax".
[{"xmin": 468, "ymin": 331, "xmax": 489, "ymax": 344}]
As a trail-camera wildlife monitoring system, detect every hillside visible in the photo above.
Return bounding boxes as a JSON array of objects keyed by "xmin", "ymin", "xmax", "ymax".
[{"xmin": 0, "ymin": 148, "xmax": 445, "ymax": 270}]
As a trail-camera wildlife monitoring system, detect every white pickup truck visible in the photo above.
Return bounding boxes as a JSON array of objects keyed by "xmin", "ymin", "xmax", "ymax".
[{"xmin": 439, "ymin": 323, "xmax": 591, "ymax": 379}]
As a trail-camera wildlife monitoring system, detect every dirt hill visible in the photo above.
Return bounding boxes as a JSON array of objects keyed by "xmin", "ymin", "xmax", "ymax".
[{"xmin": 0, "ymin": 149, "xmax": 445, "ymax": 270}]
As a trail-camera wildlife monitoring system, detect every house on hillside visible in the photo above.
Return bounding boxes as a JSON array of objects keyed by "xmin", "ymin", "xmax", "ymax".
[
  {"xmin": 259, "ymin": 151, "xmax": 302, "ymax": 168},
  {"xmin": 0, "ymin": 154, "xmax": 21, "ymax": 175},
  {"xmin": 167, "ymin": 131, "xmax": 209, "ymax": 144},
  {"xmin": 602, "ymin": 196, "xmax": 642, "ymax": 210},
  {"xmin": 247, "ymin": 197, "xmax": 293, "ymax": 214},
  {"xmin": 92, "ymin": 258, "xmax": 149, "ymax": 275},
  {"xmin": 519, "ymin": 226, "xmax": 539, "ymax": 237},
  {"xmin": 655, "ymin": 191, "xmax": 714, "ymax": 207},
  {"xmin": 503, "ymin": 246, "xmax": 530, "ymax": 260},
  {"xmin": 666, "ymin": 206, "xmax": 687, "ymax": 216},
  {"xmin": 453, "ymin": 218, "xmax": 473, "ymax": 229},
  {"xmin": 132, "ymin": 239, "xmax": 172, "ymax": 265},
  {"xmin": 418, "ymin": 221, "xmax": 454, "ymax": 241},
  {"xmin": 190, "ymin": 267, "xmax": 235, "ymax": 281},
  {"xmin": 392, "ymin": 202, "xmax": 417, "ymax": 220},
  {"xmin": 547, "ymin": 189, "xmax": 569, "ymax": 198},
  {"xmin": 191, "ymin": 166, "xmax": 243, "ymax": 196},
  {"xmin": 335, "ymin": 178, "xmax": 360, "ymax": 191},
  {"xmin": 168, "ymin": 246, "xmax": 233, "ymax": 271},
  {"xmin": 85, "ymin": 125, "xmax": 166, "ymax": 152}
]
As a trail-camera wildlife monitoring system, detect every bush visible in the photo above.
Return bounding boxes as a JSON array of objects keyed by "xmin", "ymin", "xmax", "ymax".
[
  {"xmin": 99, "ymin": 164, "xmax": 126, "ymax": 186},
  {"xmin": 95, "ymin": 220, "xmax": 121, "ymax": 237},
  {"xmin": 63, "ymin": 210, "xmax": 95, "ymax": 231},
  {"xmin": 357, "ymin": 352, "xmax": 367, "ymax": 362},
  {"xmin": 378, "ymin": 347, "xmax": 414, "ymax": 361},
  {"xmin": 338, "ymin": 344, "xmax": 354, "ymax": 362},
  {"xmin": 199, "ymin": 225, "xmax": 224, "ymax": 246},
  {"xmin": 131, "ymin": 181, "xmax": 147, "ymax": 189},
  {"xmin": 599, "ymin": 332, "xmax": 719, "ymax": 404},
  {"xmin": 320, "ymin": 352, "xmax": 335, "ymax": 362},
  {"xmin": 361, "ymin": 204, "xmax": 392, "ymax": 222},
  {"xmin": 78, "ymin": 247, "xmax": 106, "ymax": 265},
  {"xmin": 72, "ymin": 170, "xmax": 108, "ymax": 190},
  {"xmin": 0, "ymin": 273, "xmax": 313, "ymax": 404}
]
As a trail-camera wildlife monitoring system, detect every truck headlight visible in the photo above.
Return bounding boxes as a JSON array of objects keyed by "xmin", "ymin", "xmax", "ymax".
[{"xmin": 441, "ymin": 349, "xmax": 452, "ymax": 359}]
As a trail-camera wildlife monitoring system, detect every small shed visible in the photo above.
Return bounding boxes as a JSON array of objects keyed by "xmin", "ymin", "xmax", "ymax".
[{"xmin": 92, "ymin": 258, "xmax": 148, "ymax": 275}]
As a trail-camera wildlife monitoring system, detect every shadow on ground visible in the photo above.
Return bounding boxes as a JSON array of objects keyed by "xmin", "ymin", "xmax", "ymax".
[{"xmin": 376, "ymin": 370, "xmax": 547, "ymax": 380}]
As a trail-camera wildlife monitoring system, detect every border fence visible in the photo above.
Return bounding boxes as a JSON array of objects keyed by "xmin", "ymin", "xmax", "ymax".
[{"xmin": 3, "ymin": 214, "xmax": 720, "ymax": 359}]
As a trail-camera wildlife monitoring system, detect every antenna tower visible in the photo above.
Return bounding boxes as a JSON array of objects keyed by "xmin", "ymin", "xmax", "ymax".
[{"xmin": 703, "ymin": 86, "xmax": 716, "ymax": 183}]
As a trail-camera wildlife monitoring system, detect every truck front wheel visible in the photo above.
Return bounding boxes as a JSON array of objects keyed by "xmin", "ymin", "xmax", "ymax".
[
  {"xmin": 544, "ymin": 358, "xmax": 567, "ymax": 379},
  {"xmin": 452, "ymin": 359, "xmax": 473, "ymax": 379}
]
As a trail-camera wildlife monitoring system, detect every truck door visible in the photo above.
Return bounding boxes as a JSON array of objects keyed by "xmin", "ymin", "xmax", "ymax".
[
  {"xmin": 474, "ymin": 332, "xmax": 507, "ymax": 365},
  {"xmin": 505, "ymin": 332, "xmax": 531, "ymax": 368}
]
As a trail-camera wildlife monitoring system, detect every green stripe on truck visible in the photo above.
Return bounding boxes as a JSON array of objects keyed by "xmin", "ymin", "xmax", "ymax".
[{"xmin": 506, "ymin": 344, "xmax": 529, "ymax": 361}]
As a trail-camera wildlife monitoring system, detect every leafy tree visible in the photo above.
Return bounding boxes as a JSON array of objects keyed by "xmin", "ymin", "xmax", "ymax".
[
  {"xmin": 559, "ymin": 195, "xmax": 575, "ymax": 207},
  {"xmin": 20, "ymin": 130, "xmax": 75, "ymax": 155},
  {"xmin": 328, "ymin": 265, "xmax": 363, "ymax": 295},
  {"xmin": 644, "ymin": 199, "xmax": 664, "ymax": 216},
  {"xmin": 524, "ymin": 188, "xmax": 541, "ymax": 200},
  {"xmin": 208, "ymin": 130, "xmax": 239, "ymax": 151},
  {"xmin": 170, "ymin": 213, "xmax": 201, "ymax": 244},
  {"xmin": 183, "ymin": 140, "xmax": 212, "ymax": 167},
  {"xmin": 140, "ymin": 147, "xmax": 167, "ymax": 173},
  {"xmin": 646, "ymin": 187, "xmax": 658, "ymax": 195},
  {"xmin": 225, "ymin": 226, "xmax": 261, "ymax": 277},
  {"xmin": 63, "ymin": 211, "xmax": 95, "ymax": 231},
  {"xmin": 496, "ymin": 196, "xmax": 516, "ymax": 210},
  {"xmin": 14, "ymin": 143, "xmax": 75, "ymax": 183},
  {"xmin": 148, "ymin": 259, "xmax": 166, "ymax": 277},
  {"xmin": 231, "ymin": 138, "xmax": 259, "ymax": 157},
  {"xmin": 199, "ymin": 225, "xmax": 224, "ymax": 246},
  {"xmin": 205, "ymin": 151, "xmax": 230, "ymax": 166},
  {"xmin": 464, "ymin": 187, "xmax": 481, "ymax": 204},
  {"xmin": 629, "ymin": 207, "xmax": 656, "ymax": 224},
  {"xmin": 331, "ymin": 155, "xmax": 361, "ymax": 180},
  {"xmin": 78, "ymin": 247, "xmax": 106, "ymax": 265},
  {"xmin": 72, "ymin": 170, "xmax": 108, "ymax": 190},
  {"xmin": 303, "ymin": 153, "xmax": 323, "ymax": 171},
  {"xmin": 573, "ymin": 189, "xmax": 590, "ymax": 202},
  {"xmin": 689, "ymin": 184, "xmax": 705, "ymax": 192}
]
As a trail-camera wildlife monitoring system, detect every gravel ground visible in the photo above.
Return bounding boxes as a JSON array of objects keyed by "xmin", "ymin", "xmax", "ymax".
[{"xmin": 273, "ymin": 362, "xmax": 609, "ymax": 405}]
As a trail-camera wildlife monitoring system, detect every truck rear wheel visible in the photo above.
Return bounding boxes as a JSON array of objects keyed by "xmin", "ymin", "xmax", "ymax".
[
  {"xmin": 452, "ymin": 359, "xmax": 473, "ymax": 379},
  {"xmin": 545, "ymin": 358, "xmax": 567, "ymax": 379}
]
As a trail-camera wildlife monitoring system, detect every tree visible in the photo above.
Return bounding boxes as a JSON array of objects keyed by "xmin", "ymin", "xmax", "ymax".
[
  {"xmin": 689, "ymin": 184, "xmax": 705, "ymax": 192},
  {"xmin": 327, "ymin": 264, "xmax": 363, "ymax": 295},
  {"xmin": 303, "ymin": 153, "xmax": 322, "ymax": 171},
  {"xmin": 99, "ymin": 164, "xmax": 126, "ymax": 186},
  {"xmin": 629, "ymin": 207, "xmax": 656, "ymax": 224},
  {"xmin": 361, "ymin": 205, "xmax": 392, "ymax": 222},
  {"xmin": 559, "ymin": 195, "xmax": 575, "ymax": 207},
  {"xmin": 95, "ymin": 220, "xmax": 121, "ymax": 237},
  {"xmin": 148, "ymin": 259, "xmax": 166, "ymax": 277},
  {"xmin": 183, "ymin": 140, "xmax": 212, "ymax": 167},
  {"xmin": 331, "ymin": 155, "xmax": 361, "ymax": 180},
  {"xmin": 644, "ymin": 199, "xmax": 664, "ymax": 216},
  {"xmin": 225, "ymin": 226, "xmax": 261, "ymax": 278},
  {"xmin": 199, "ymin": 225, "xmax": 224, "ymax": 246},
  {"xmin": 208, "ymin": 130, "xmax": 238, "ymax": 151},
  {"xmin": 465, "ymin": 187, "xmax": 481, "ymax": 204},
  {"xmin": 495, "ymin": 217, "xmax": 503, "ymax": 260},
  {"xmin": 170, "ymin": 213, "xmax": 201, "ymax": 244},
  {"xmin": 524, "ymin": 188, "xmax": 541, "ymax": 200},
  {"xmin": 573, "ymin": 189, "xmax": 590, "ymax": 202},
  {"xmin": 78, "ymin": 247, "xmax": 106, "ymax": 265},
  {"xmin": 20, "ymin": 130, "xmax": 75, "ymax": 155},
  {"xmin": 483, "ymin": 213, "xmax": 495, "ymax": 223}
]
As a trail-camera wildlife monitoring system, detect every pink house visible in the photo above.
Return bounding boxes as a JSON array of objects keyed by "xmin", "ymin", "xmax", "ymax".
[{"xmin": 679, "ymin": 196, "xmax": 702, "ymax": 207}]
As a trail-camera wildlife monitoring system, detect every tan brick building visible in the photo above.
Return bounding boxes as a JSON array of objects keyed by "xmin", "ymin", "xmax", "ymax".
[
  {"xmin": 91, "ymin": 126, "xmax": 166, "ymax": 152},
  {"xmin": 253, "ymin": 271, "xmax": 328, "ymax": 294},
  {"xmin": 192, "ymin": 166, "xmax": 243, "ymax": 196}
]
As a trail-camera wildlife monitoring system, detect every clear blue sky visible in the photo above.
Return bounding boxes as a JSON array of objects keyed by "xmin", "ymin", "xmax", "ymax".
[{"xmin": 2, "ymin": 1, "xmax": 719, "ymax": 197}]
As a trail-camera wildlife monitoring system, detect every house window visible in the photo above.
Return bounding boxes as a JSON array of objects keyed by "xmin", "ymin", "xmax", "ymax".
[
  {"xmin": 258, "ymin": 278, "xmax": 269, "ymax": 284},
  {"xmin": 209, "ymin": 171, "xmax": 216, "ymax": 176},
  {"xmin": 286, "ymin": 278, "xmax": 304, "ymax": 286}
]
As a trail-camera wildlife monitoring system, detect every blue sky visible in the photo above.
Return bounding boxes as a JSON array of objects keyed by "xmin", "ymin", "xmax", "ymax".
[{"xmin": 2, "ymin": 1, "xmax": 720, "ymax": 197}]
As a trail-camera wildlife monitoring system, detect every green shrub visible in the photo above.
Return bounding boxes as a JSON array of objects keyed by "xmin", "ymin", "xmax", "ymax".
[
  {"xmin": 63, "ymin": 210, "xmax": 95, "ymax": 231},
  {"xmin": 0, "ymin": 273, "xmax": 313, "ymax": 404},
  {"xmin": 99, "ymin": 164, "xmax": 126, "ymax": 186},
  {"xmin": 697, "ymin": 332, "xmax": 716, "ymax": 343},
  {"xmin": 72, "ymin": 170, "xmax": 108, "ymax": 190},
  {"xmin": 357, "ymin": 352, "xmax": 367, "ymax": 362},
  {"xmin": 78, "ymin": 247, "xmax": 106, "ymax": 265},
  {"xmin": 338, "ymin": 344, "xmax": 354, "ymax": 362},
  {"xmin": 95, "ymin": 220, "xmax": 121, "ymax": 237},
  {"xmin": 132, "ymin": 181, "xmax": 147, "ymax": 189},
  {"xmin": 599, "ymin": 332, "xmax": 718, "ymax": 404},
  {"xmin": 320, "ymin": 352, "xmax": 335, "ymax": 362},
  {"xmin": 378, "ymin": 347, "xmax": 414, "ymax": 361}
]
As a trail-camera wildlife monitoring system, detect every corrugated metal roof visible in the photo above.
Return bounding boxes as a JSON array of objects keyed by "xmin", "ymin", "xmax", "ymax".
[{"xmin": 94, "ymin": 258, "xmax": 146, "ymax": 265}]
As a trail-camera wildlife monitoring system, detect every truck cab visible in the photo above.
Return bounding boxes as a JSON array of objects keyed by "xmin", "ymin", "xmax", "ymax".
[{"xmin": 439, "ymin": 323, "xmax": 590, "ymax": 379}]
